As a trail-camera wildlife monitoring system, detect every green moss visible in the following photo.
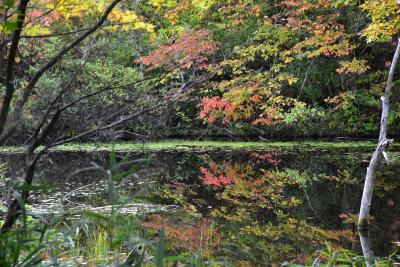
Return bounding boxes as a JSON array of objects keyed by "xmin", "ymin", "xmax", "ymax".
[{"xmin": 0, "ymin": 139, "xmax": 391, "ymax": 153}]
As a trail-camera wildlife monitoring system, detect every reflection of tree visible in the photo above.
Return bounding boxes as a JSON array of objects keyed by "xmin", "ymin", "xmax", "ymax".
[
  {"xmin": 359, "ymin": 229, "xmax": 375, "ymax": 267},
  {"xmin": 200, "ymin": 161, "xmax": 238, "ymax": 186},
  {"xmin": 143, "ymin": 213, "xmax": 220, "ymax": 257},
  {"xmin": 196, "ymin": 152, "xmax": 356, "ymax": 264},
  {"xmin": 199, "ymin": 152, "xmax": 281, "ymax": 187},
  {"xmin": 251, "ymin": 152, "xmax": 282, "ymax": 165}
]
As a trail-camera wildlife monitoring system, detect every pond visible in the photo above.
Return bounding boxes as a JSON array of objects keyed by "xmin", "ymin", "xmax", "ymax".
[{"xmin": 0, "ymin": 141, "xmax": 399, "ymax": 265}]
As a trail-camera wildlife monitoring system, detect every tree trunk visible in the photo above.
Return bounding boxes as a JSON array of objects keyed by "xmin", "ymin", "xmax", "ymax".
[{"xmin": 358, "ymin": 37, "xmax": 400, "ymax": 227}]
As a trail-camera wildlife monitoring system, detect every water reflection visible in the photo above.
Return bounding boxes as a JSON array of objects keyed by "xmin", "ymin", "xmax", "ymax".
[
  {"xmin": 359, "ymin": 229, "xmax": 375, "ymax": 267},
  {"xmin": 0, "ymin": 146, "xmax": 399, "ymax": 265}
]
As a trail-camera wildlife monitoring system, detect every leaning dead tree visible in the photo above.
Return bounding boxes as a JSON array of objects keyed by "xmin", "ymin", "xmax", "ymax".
[{"xmin": 358, "ymin": 37, "xmax": 400, "ymax": 227}]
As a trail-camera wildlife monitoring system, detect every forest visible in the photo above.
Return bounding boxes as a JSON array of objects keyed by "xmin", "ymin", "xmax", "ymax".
[{"xmin": 0, "ymin": 0, "xmax": 400, "ymax": 266}]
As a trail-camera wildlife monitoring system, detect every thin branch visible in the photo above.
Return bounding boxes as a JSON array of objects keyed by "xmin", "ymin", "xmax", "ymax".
[
  {"xmin": 0, "ymin": 21, "xmax": 145, "ymax": 43},
  {"xmin": 29, "ymin": 71, "xmax": 79, "ymax": 145},
  {"xmin": 28, "ymin": 46, "xmax": 92, "ymax": 145},
  {"xmin": 0, "ymin": 0, "xmax": 123, "ymax": 144},
  {"xmin": 297, "ymin": 58, "xmax": 316, "ymax": 100},
  {"xmin": 50, "ymin": 102, "xmax": 166, "ymax": 147},
  {"xmin": 23, "ymin": 6, "xmax": 56, "ymax": 27},
  {"xmin": 0, "ymin": 0, "xmax": 124, "ymax": 233},
  {"xmin": 48, "ymin": 84, "xmax": 186, "ymax": 147},
  {"xmin": 24, "ymin": 75, "xmax": 157, "ymax": 148},
  {"xmin": 57, "ymin": 76, "xmax": 156, "ymax": 115}
]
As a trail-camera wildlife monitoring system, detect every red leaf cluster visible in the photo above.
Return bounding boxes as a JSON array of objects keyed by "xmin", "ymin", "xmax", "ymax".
[
  {"xmin": 136, "ymin": 29, "xmax": 218, "ymax": 71},
  {"xmin": 28, "ymin": 10, "xmax": 61, "ymax": 26},
  {"xmin": 200, "ymin": 161, "xmax": 237, "ymax": 187},
  {"xmin": 198, "ymin": 96, "xmax": 235, "ymax": 124}
]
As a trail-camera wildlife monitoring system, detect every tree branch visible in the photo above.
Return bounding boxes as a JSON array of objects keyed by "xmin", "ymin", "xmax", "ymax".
[
  {"xmin": 0, "ymin": 0, "xmax": 30, "ymax": 137},
  {"xmin": 0, "ymin": 0, "xmax": 123, "ymax": 144}
]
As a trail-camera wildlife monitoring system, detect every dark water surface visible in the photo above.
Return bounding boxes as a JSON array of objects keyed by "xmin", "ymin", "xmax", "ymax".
[{"xmin": 1, "ymin": 143, "xmax": 399, "ymax": 265}]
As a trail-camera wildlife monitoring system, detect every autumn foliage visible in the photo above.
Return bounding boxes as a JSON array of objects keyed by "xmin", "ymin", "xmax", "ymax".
[
  {"xmin": 143, "ymin": 214, "xmax": 220, "ymax": 255},
  {"xmin": 200, "ymin": 160, "xmax": 238, "ymax": 186},
  {"xmin": 136, "ymin": 30, "xmax": 218, "ymax": 71}
]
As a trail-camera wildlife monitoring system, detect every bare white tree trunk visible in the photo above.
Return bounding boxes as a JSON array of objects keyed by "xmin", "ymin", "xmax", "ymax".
[{"xmin": 358, "ymin": 37, "xmax": 400, "ymax": 227}]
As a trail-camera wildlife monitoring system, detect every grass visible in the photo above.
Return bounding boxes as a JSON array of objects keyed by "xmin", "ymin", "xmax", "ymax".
[{"xmin": 0, "ymin": 139, "xmax": 387, "ymax": 153}]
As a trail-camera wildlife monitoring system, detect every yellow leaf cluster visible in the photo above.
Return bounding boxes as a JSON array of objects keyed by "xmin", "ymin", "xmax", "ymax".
[
  {"xmin": 149, "ymin": 0, "xmax": 177, "ymax": 10},
  {"xmin": 23, "ymin": 24, "xmax": 51, "ymax": 36},
  {"xmin": 109, "ymin": 9, "xmax": 154, "ymax": 32},
  {"xmin": 336, "ymin": 58, "xmax": 370, "ymax": 75},
  {"xmin": 361, "ymin": 0, "xmax": 400, "ymax": 42},
  {"xmin": 46, "ymin": 0, "xmax": 107, "ymax": 19}
]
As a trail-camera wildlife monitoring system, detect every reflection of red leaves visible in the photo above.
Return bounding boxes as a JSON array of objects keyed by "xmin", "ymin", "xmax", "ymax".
[
  {"xmin": 200, "ymin": 161, "xmax": 237, "ymax": 187},
  {"xmin": 143, "ymin": 214, "xmax": 219, "ymax": 253},
  {"xmin": 339, "ymin": 213, "xmax": 359, "ymax": 224},
  {"xmin": 312, "ymin": 227, "xmax": 356, "ymax": 243},
  {"xmin": 200, "ymin": 153, "xmax": 282, "ymax": 187},
  {"xmin": 251, "ymin": 152, "xmax": 281, "ymax": 166},
  {"xmin": 250, "ymin": 94, "xmax": 262, "ymax": 103},
  {"xmin": 281, "ymin": 0, "xmax": 302, "ymax": 7}
]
